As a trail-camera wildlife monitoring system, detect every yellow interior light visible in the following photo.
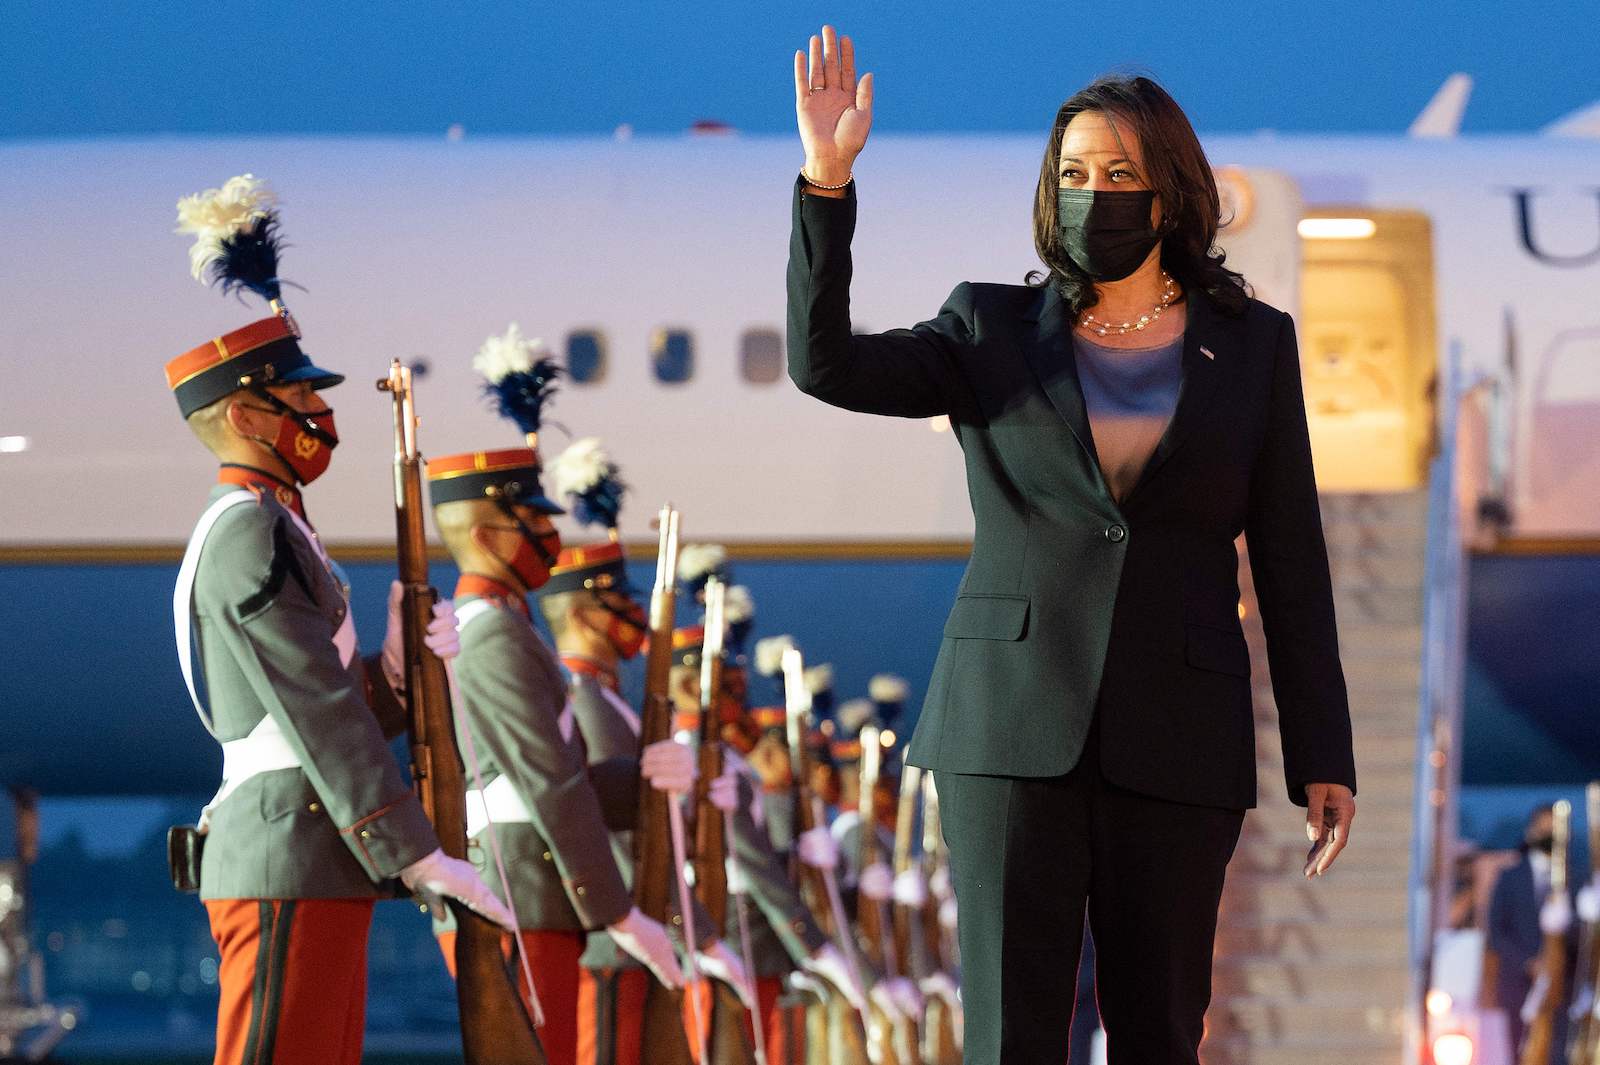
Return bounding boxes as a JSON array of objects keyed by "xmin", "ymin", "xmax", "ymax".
[
  {"xmin": 1433, "ymin": 1032, "xmax": 1473, "ymax": 1065},
  {"xmin": 1298, "ymin": 218, "xmax": 1377, "ymax": 240}
]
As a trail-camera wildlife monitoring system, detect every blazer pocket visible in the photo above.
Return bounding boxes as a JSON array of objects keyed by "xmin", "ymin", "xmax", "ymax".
[
  {"xmin": 943, "ymin": 594, "xmax": 1030, "ymax": 641},
  {"xmin": 1184, "ymin": 622, "xmax": 1250, "ymax": 677}
]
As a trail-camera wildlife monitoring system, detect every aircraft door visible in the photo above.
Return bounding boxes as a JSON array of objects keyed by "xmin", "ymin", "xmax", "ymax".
[{"xmin": 1299, "ymin": 208, "xmax": 1438, "ymax": 491}]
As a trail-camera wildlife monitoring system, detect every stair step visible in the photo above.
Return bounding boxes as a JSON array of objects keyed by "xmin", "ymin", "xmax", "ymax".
[
  {"xmin": 1214, "ymin": 917, "xmax": 1410, "ymax": 958},
  {"xmin": 1211, "ymin": 955, "xmax": 1411, "ymax": 1000},
  {"xmin": 1217, "ymin": 873, "xmax": 1409, "ymax": 922},
  {"xmin": 1205, "ymin": 998, "xmax": 1407, "ymax": 1042},
  {"xmin": 1199, "ymin": 1032, "xmax": 1404, "ymax": 1065}
]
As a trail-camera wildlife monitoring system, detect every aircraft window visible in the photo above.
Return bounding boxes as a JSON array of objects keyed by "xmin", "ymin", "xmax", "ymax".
[
  {"xmin": 567, "ymin": 330, "xmax": 607, "ymax": 384},
  {"xmin": 652, "ymin": 329, "xmax": 694, "ymax": 384},
  {"xmin": 740, "ymin": 329, "xmax": 783, "ymax": 384}
]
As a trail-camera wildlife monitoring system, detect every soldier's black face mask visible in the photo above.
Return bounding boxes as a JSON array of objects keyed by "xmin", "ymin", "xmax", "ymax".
[{"xmin": 1057, "ymin": 188, "xmax": 1161, "ymax": 282}]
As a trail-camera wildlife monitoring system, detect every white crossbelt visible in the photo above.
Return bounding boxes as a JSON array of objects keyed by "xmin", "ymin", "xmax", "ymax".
[
  {"xmin": 174, "ymin": 489, "xmax": 358, "ymax": 831},
  {"xmin": 466, "ymin": 773, "xmax": 533, "ymax": 838}
]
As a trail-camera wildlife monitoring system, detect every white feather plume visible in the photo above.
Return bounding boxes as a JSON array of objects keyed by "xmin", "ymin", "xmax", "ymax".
[
  {"xmin": 174, "ymin": 174, "xmax": 277, "ymax": 282},
  {"xmin": 754, "ymin": 635, "xmax": 795, "ymax": 677},
  {"xmin": 677, "ymin": 543, "xmax": 729, "ymax": 584},
  {"xmin": 837, "ymin": 698, "xmax": 876, "ymax": 734},
  {"xmin": 471, "ymin": 322, "xmax": 552, "ymax": 383},
  {"xmin": 548, "ymin": 437, "xmax": 610, "ymax": 499},
  {"xmin": 804, "ymin": 664, "xmax": 834, "ymax": 695},
  {"xmin": 870, "ymin": 674, "xmax": 910, "ymax": 704},
  {"xmin": 723, "ymin": 585, "xmax": 755, "ymax": 625}
]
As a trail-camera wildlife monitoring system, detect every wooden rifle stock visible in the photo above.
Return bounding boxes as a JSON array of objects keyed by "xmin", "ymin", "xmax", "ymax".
[
  {"xmin": 855, "ymin": 726, "xmax": 894, "ymax": 976},
  {"xmin": 1522, "ymin": 799, "xmax": 1572, "ymax": 1065},
  {"xmin": 782, "ymin": 650, "xmax": 872, "ymax": 1065},
  {"xmin": 892, "ymin": 764, "xmax": 927, "ymax": 984},
  {"xmin": 690, "ymin": 581, "xmax": 757, "ymax": 1064},
  {"xmin": 378, "ymin": 360, "xmax": 546, "ymax": 1065},
  {"xmin": 633, "ymin": 506, "xmax": 696, "ymax": 1064}
]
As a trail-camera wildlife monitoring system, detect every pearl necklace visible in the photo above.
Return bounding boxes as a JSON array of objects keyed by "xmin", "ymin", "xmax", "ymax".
[{"xmin": 1079, "ymin": 273, "xmax": 1179, "ymax": 337}]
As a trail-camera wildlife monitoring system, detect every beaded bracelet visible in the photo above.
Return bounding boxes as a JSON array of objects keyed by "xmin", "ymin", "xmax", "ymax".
[{"xmin": 800, "ymin": 169, "xmax": 854, "ymax": 191}]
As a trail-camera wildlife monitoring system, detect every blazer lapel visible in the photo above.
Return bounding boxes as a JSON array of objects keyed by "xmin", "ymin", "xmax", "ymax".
[
  {"xmin": 1120, "ymin": 292, "xmax": 1233, "ymax": 506},
  {"xmin": 1019, "ymin": 286, "xmax": 1101, "ymax": 472}
]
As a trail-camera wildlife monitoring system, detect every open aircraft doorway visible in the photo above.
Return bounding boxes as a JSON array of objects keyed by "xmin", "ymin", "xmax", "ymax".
[{"xmin": 1300, "ymin": 207, "xmax": 1439, "ymax": 492}]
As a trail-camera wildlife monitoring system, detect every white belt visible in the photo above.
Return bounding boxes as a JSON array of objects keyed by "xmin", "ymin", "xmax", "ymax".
[
  {"xmin": 198, "ymin": 716, "xmax": 304, "ymax": 833},
  {"xmin": 466, "ymin": 774, "xmax": 533, "ymax": 838}
]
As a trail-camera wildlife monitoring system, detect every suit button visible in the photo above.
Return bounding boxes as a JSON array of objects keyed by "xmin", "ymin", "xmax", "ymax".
[
  {"xmin": 575, "ymin": 886, "xmax": 586, "ymax": 897},
  {"xmin": 542, "ymin": 850, "xmax": 553, "ymax": 861},
  {"xmin": 308, "ymin": 802, "xmax": 321, "ymax": 813},
  {"xmin": 1105, "ymin": 524, "xmax": 1127, "ymax": 543}
]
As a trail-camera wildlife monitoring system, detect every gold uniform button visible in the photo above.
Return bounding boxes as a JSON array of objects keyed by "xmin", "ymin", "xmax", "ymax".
[
  {"xmin": 575, "ymin": 886, "xmax": 587, "ymax": 897},
  {"xmin": 543, "ymin": 850, "xmax": 553, "ymax": 861},
  {"xmin": 671, "ymin": 915, "xmax": 682, "ymax": 926},
  {"xmin": 308, "ymin": 802, "xmax": 321, "ymax": 813},
  {"xmin": 359, "ymin": 830, "xmax": 371, "ymax": 839}
]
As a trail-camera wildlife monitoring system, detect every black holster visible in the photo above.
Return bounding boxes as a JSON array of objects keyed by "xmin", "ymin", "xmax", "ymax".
[{"xmin": 166, "ymin": 825, "xmax": 205, "ymax": 894}]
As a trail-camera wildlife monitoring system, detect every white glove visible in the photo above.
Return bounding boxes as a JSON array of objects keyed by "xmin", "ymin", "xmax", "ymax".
[
  {"xmin": 929, "ymin": 865, "xmax": 952, "ymax": 900},
  {"xmin": 797, "ymin": 826, "xmax": 839, "ymax": 871},
  {"xmin": 1541, "ymin": 891, "xmax": 1574, "ymax": 936},
  {"xmin": 424, "ymin": 600, "xmax": 461, "ymax": 660},
  {"xmin": 804, "ymin": 942, "xmax": 867, "ymax": 1014},
  {"xmin": 381, "ymin": 582, "xmax": 462, "ymax": 685},
  {"xmin": 382, "ymin": 580, "xmax": 408, "ymax": 687},
  {"xmin": 870, "ymin": 981, "xmax": 907, "ymax": 1023},
  {"xmin": 887, "ymin": 976, "xmax": 924, "ymax": 1020},
  {"xmin": 919, "ymin": 971, "xmax": 960, "ymax": 1005},
  {"xmin": 399, "ymin": 848, "xmax": 516, "ymax": 931},
  {"xmin": 698, "ymin": 939, "xmax": 756, "ymax": 1009},
  {"xmin": 640, "ymin": 739, "xmax": 696, "ymax": 794},
  {"xmin": 1578, "ymin": 883, "xmax": 1600, "ymax": 924},
  {"xmin": 892, "ymin": 868, "xmax": 928, "ymax": 909},
  {"xmin": 708, "ymin": 764, "xmax": 740, "ymax": 813},
  {"xmin": 608, "ymin": 907, "xmax": 684, "ymax": 988},
  {"xmin": 859, "ymin": 862, "xmax": 894, "ymax": 902},
  {"xmin": 939, "ymin": 896, "xmax": 959, "ymax": 932}
]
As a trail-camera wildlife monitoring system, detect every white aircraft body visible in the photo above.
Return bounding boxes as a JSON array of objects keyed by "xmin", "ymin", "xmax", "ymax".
[{"xmin": 0, "ymin": 131, "xmax": 1596, "ymax": 546}]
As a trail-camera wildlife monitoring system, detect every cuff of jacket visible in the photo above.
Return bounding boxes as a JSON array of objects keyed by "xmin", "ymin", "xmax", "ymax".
[
  {"xmin": 793, "ymin": 174, "xmax": 857, "ymax": 251},
  {"xmin": 339, "ymin": 794, "xmax": 438, "ymax": 881}
]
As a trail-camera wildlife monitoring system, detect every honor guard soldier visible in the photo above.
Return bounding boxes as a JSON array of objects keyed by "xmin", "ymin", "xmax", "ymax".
[
  {"xmin": 535, "ymin": 442, "xmax": 746, "ymax": 1065},
  {"xmin": 666, "ymin": 621, "xmax": 863, "ymax": 1057},
  {"xmin": 165, "ymin": 176, "xmax": 510, "ymax": 1065},
  {"xmin": 428, "ymin": 330, "xmax": 684, "ymax": 1065}
]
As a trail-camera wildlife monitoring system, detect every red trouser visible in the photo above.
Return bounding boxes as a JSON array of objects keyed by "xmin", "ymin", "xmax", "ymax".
[
  {"xmin": 436, "ymin": 929, "xmax": 584, "ymax": 1065},
  {"xmin": 754, "ymin": 975, "xmax": 806, "ymax": 1063},
  {"xmin": 205, "ymin": 898, "xmax": 374, "ymax": 1065},
  {"xmin": 577, "ymin": 967, "xmax": 649, "ymax": 1065}
]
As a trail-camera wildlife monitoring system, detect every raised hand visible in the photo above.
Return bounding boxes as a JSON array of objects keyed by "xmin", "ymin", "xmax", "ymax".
[{"xmin": 793, "ymin": 25, "xmax": 873, "ymax": 189}]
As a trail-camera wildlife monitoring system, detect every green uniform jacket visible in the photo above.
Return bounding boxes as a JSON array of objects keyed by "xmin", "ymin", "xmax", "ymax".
[
  {"xmin": 190, "ymin": 485, "xmax": 437, "ymax": 899},
  {"xmin": 563, "ymin": 674, "xmax": 727, "ymax": 970},
  {"xmin": 724, "ymin": 758, "xmax": 828, "ymax": 978},
  {"xmin": 451, "ymin": 599, "xmax": 632, "ymax": 932}
]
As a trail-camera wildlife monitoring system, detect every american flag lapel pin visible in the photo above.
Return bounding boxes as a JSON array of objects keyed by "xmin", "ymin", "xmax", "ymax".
[{"xmin": 1200, "ymin": 346, "xmax": 1216, "ymax": 361}]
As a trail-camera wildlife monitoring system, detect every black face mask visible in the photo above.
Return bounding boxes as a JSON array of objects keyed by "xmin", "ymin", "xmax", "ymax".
[{"xmin": 1057, "ymin": 188, "xmax": 1161, "ymax": 282}]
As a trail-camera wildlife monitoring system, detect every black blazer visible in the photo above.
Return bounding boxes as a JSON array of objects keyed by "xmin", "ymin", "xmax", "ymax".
[{"xmin": 787, "ymin": 180, "xmax": 1356, "ymax": 811}]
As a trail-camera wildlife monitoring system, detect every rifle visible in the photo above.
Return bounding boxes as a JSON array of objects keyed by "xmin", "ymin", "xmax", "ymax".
[
  {"xmin": 900, "ymin": 767, "xmax": 959, "ymax": 1065},
  {"xmin": 693, "ymin": 579, "xmax": 761, "ymax": 1064},
  {"xmin": 1570, "ymin": 783, "xmax": 1600, "ymax": 1065},
  {"xmin": 633, "ymin": 505, "xmax": 698, "ymax": 1064},
  {"xmin": 377, "ymin": 360, "xmax": 547, "ymax": 1064},
  {"xmin": 859, "ymin": 727, "xmax": 918, "ymax": 1065},
  {"xmin": 782, "ymin": 649, "xmax": 872, "ymax": 1065},
  {"xmin": 1522, "ymin": 799, "xmax": 1572, "ymax": 1065}
]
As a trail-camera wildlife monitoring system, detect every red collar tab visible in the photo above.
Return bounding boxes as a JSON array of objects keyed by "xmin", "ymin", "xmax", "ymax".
[
  {"xmin": 561, "ymin": 653, "xmax": 619, "ymax": 689},
  {"xmin": 219, "ymin": 465, "xmax": 305, "ymax": 520},
  {"xmin": 456, "ymin": 573, "xmax": 529, "ymax": 616}
]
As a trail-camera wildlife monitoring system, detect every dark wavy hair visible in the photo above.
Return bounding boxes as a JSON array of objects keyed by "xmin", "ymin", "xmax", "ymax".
[{"xmin": 1029, "ymin": 75, "xmax": 1248, "ymax": 317}]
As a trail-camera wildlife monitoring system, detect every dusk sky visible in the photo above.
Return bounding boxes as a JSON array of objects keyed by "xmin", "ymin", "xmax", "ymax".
[{"xmin": 3, "ymin": 1, "xmax": 1596, "ymax": 138}]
